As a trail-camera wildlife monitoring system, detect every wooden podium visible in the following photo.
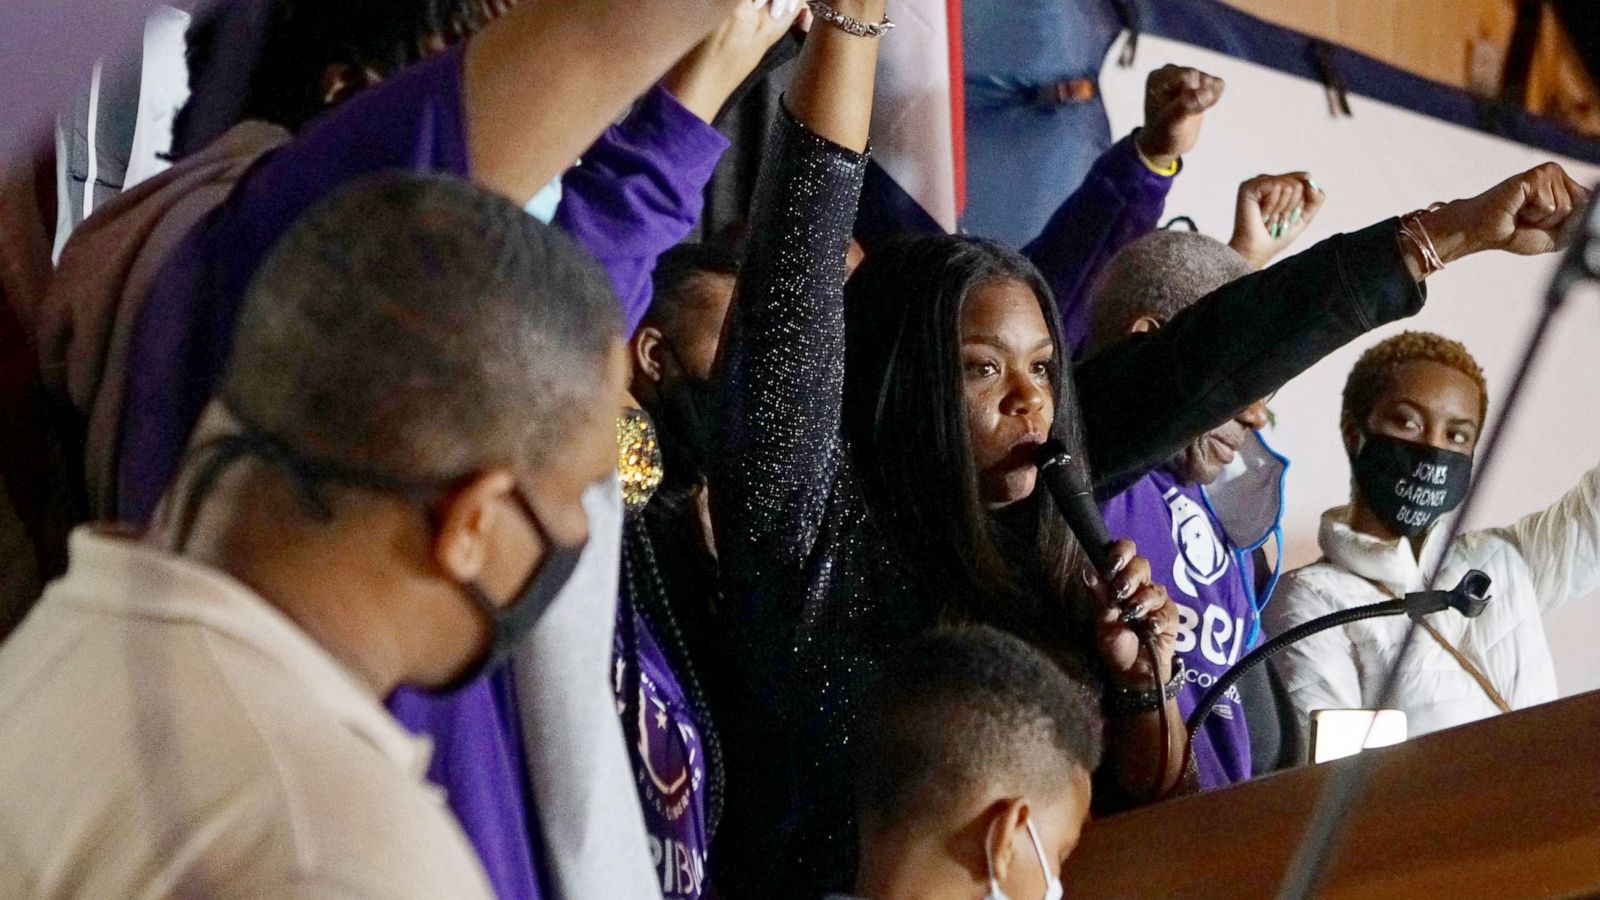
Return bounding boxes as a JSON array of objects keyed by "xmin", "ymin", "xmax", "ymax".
[{"xmin": 1061, "ymin": 691, "xmax": 1600, "ymax": 899}]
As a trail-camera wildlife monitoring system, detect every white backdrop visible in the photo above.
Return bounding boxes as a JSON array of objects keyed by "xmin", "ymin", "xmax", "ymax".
[{"xmin": 1098, "ymin": 35, "xmax": 1600, "ymax": 695}]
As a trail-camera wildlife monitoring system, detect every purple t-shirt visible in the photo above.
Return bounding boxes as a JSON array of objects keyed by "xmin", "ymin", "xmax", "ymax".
[
  {"xmin": 117, "ymin": 54, "xmax": 727, "ymax": 527},
  {"xmin": 1101, "ymin": 467, "xmax": 1255, "ymax": 789},
  {"xmin": 614, "ymin": 599, "xmax": 710, "ymax": 899},
  {"xmin": 118, "ymin": 47, "xmax": 471, "ymax": 526}
]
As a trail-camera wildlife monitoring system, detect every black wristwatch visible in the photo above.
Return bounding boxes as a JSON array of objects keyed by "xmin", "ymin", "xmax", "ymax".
[{"xmin": 1105, "ymin": 665, "xmax": 1183, "ymax": 718}]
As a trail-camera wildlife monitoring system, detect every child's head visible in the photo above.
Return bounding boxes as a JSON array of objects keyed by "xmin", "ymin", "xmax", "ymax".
[{"xmin": 855, "ymin": 626, "xmax": 1103, "ymax": 899}]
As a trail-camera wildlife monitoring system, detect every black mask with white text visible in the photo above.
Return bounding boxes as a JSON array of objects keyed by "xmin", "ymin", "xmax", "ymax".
[{"xmin": 1352, "ymin": 433, "xmax": 1473, "ymax": 538}]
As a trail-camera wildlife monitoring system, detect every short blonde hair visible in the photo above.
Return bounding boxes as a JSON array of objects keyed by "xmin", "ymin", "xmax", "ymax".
[{"xmin": 1340, "ymin": 331, "xmax": 1489, "ymax": 446}]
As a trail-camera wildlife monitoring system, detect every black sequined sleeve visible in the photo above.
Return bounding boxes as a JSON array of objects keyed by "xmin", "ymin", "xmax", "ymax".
[{"xmin": 712, "ymin": 102, "xmax": 869, "ymax": 578}]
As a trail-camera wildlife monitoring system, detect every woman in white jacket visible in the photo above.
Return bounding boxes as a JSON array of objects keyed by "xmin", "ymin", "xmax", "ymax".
[{"xmin": 1266, "ymin": 331, "xmax": 1599, "ymax": 741}]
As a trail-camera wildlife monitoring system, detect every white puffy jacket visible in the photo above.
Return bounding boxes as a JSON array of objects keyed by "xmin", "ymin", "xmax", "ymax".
[{"xmin": 1265, "ymin": 463, "xmax": 1600, "ymax": 740}]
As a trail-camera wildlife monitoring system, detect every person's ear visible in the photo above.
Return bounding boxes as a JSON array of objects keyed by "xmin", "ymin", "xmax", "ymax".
[
  {"xmin": 1238, "ymin": 399, "xmax": 1271, "ymax": 430},
  {"xmin": 432, "ymin": 470, "xmax": 518, "ymax": 584},
  {"xmin": 632, "ymin": 326, "xmax": 668, "ymax": 386},
  {"xmin": 983, "ymin": 797, "xmax": 1030, "ymax": 884},
  {"xmin": 320, "ymin": 63, "xmax": 384, "ymax": 107},
  {"xmin": 1126, "ymin": 315, "xmax": 1163, "ymax": 336},
  {"xmin": 1341, "ymin": 419, "xmax": 1363, "ymax": 460}
]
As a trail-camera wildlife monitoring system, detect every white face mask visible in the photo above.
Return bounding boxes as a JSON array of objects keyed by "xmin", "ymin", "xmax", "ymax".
[
  {"xmin": 1200, "ymin": 429, "xmax": 1291, "ymax": 646},
  {"xmin": 523, "ymin": 175, "xmax": 564, "ymax": 224},
  {"xmin": 985, "ymin": 819, "xmax": 1064, "ymax": 900},
  {"xmin": 1200, "ymin": 429, "xmax": 1289, "ymax": 553}
]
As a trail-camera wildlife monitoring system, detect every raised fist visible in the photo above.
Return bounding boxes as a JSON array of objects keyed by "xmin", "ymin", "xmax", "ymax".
[
  {"xmin": 1425, "ymin": 162, "xmax": 1590, "ymax": 262},
  {"xmin": 1229, "ymin": 172, "xmax": 1326, "ymax": 269},
  {"xmin": 1136, "ymin": 65, "xmax": 1225, "ymax": 169}
]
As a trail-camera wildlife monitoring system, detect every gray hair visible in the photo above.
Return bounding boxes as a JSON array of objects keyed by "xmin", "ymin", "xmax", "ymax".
[
  {"xmin": 1088, "ymin": 230, "xmax": 1253, "ymax": 354},
  {"xmin": 221, "ymin": 172, "xmax": 623, "ymax": 481}
]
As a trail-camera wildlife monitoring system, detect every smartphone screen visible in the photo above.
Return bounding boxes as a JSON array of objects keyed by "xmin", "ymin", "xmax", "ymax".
[{"xmin": 1309, "ymin": 709, "xmax": 1408, "ymax": 763}]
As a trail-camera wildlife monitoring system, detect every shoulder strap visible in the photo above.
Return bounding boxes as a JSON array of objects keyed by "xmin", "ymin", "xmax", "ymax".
[
  {"xmin": 1412, "ymin": 617, "xmax": 1513, "ymax": 714},
  {"xmin": 1349, "ymin": 571, "xmax": 1512, "ymax": 715}
]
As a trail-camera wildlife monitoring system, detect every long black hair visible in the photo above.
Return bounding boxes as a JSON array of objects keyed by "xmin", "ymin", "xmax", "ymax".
[{"xmin": 842, "ymin": 234, "xmax": 1093, "ymax": 666}]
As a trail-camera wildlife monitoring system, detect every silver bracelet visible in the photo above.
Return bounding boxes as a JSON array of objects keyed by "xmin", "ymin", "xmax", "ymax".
[
  {"xmin": 808, "ymin": 0, "xmax": 895, "ymax": 38},
  {"xmin": 1104, "ymin": 664, "xmax": 1184, "ymax": 718}
]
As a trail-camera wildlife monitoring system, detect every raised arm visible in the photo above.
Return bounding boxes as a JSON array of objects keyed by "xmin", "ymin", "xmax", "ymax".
[
  {"xmin": 1491, "ymin": 460, "xmax": 1600, "ymax": 616},
  {"xmin": 1078, "ymin": 163, "xmax": 1588, "ymax": 491},
  {"xmin": 711, "ymin": 0, "xmax": 881, "ymax": 575},
  {"xmin": 1026, "ymin": 65, "xmax": 1222, "ymax": 357},
  {"xmin": 463, "ymin": 0, "xmax": 745, "ymax": 204},
  {"xmin": 1228, "ymin": 172, "xmax": 1327, "ymax": 270},
  {"xmin": 556, "ymin": 3, "xmax": 798, "ymax": 334}
]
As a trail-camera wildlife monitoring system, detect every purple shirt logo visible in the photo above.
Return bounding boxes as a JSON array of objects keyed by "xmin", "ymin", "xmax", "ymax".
[
  {"xmin": 1165, "ymin": 488, "xmax": 1230, "ymax": 596},
  {"xmin": 1103, "ymin": 471, "xmax": 1256, "ymax": 787},
  {"xmin": 614, "ymin": 608, "xmax": 710, "ymax": 899}
]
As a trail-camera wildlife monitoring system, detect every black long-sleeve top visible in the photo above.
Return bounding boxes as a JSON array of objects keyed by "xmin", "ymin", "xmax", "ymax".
[{"xmin": 708, "ymin": 104, "xmax": 1423, "ymax": 898}]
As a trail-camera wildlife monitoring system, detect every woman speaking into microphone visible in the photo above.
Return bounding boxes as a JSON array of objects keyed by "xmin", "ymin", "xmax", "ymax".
[{"xmin": 703, "ymin": 2, "xmax": 1586, "ymax": 894}]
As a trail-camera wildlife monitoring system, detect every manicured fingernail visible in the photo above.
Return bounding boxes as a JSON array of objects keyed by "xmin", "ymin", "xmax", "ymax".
[
  {"xmin": 1263, "ymin": 215, "xmax": 1272, "ymax": 226},
  {"xmin": 1116, "ymin": 581, "xmax": 1135, "ymax": 601},
  {"xmin": 1290, "ymin": 208, "xmax": 1302, "ymax": 225},
  {"xmin": 1309, "ymin": 178, "xmax": 1323, "ymax": 192}
]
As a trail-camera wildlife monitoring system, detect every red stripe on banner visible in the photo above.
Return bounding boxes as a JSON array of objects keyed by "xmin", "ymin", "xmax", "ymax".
[{"xmin": 946, "ymin": 0, "xmax": 966, "ymax": 215}]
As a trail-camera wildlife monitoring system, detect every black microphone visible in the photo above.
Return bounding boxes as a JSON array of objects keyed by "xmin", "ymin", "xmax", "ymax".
[
  {"xmin": 1034, "ymin": 439, "xmax": 1115, "ymax": 578},
  {"xmin": 1036, "ymin": 438, "xmax": 1178, "ymax": 798}
]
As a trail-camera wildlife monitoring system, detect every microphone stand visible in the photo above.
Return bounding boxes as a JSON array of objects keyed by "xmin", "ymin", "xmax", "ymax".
[
  {"xmin": 1276, "ymin": 196, "xmax": 1600, "ymax": 899},
  {"xmin": 1186, "ymin": 571, "xmax": 1491, "ymax": 737}
]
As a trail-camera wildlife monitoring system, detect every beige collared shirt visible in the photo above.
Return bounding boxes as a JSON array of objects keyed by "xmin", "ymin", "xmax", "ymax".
[{"xmin": 0, "ymin": 528, "xmax": 494, "ymax": 899}]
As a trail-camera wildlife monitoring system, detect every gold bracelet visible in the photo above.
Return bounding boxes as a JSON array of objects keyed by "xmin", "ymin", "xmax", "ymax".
[{"xmin": 1398, "ymin": 205, "xmax": 1445, "ymax": 276}]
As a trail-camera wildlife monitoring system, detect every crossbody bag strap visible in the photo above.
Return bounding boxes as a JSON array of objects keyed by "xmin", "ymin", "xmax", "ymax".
[
  {"xmin": 1410, "ymin": 616, "xmax": 1512, "ymax": 714},
  {"xmin": 1350, "ymin": 572, "xmax": 1512, "ymax": 714}
]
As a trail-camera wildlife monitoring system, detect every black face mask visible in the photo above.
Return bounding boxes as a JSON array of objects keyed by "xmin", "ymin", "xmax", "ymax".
[
  {"xmin": 174, "ymin": 407, "xmax": 584, "ymax": 690},
  {"xmin": 1351, "ymin": 433, "xmax": 1473, "ymax": 538},
  {"xmin": 448, "ymin": 484, "xmax": 585, "ymax": 687},
  {"xmin": 650, "ymin": 343, "xmax": 719, "ymax": 486}
]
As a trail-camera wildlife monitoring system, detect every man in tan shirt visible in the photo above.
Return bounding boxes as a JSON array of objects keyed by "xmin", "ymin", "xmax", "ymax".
[{"xmin": 0, "ymin": 172, "xmax": 628, "ymax": 897}]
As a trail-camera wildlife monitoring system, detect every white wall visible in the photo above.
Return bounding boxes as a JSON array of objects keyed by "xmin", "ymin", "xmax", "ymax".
[{"xmin": 1099, "ymin": 35, "xmax": 1600, "ymax": 695}]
